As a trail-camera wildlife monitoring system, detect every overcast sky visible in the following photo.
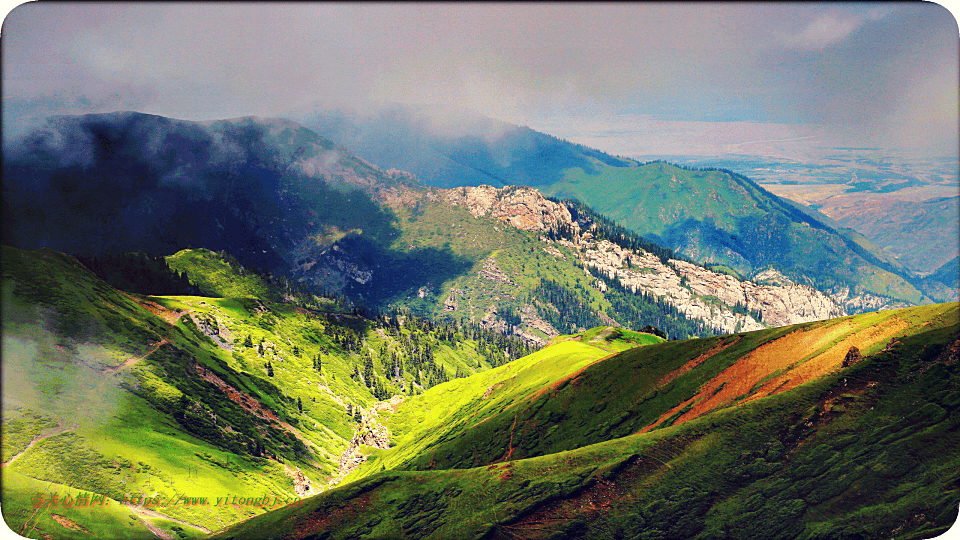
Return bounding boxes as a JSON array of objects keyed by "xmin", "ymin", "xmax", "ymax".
[{"xmin": 2, "ymin": 2, "xmax": 958, "ymax": 157}]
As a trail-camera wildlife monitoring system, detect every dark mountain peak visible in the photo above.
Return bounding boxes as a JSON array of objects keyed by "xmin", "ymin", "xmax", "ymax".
[{"xmin": 1, "ymin": 111, "xmax": 412, "ymax": 271}]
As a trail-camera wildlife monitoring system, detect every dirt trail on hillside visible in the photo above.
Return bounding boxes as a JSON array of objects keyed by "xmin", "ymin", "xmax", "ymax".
[
  {"xmin": 107, "ymin": 295, "xmax": 187, "ymax": 374},
  {"xmin": 2, "ymin": 421, "xmax": 77, "ymax": 468},
  {"xmin": 105, "ymin": 338, "xmax": 170, "ymax": 374},
  {"xmin": 123, "ymin": 504, "xmax": 212, "ymax": 536},
  {"xmin": 51, "ymin": 514, "xmax": 89, "ymax": 534}
]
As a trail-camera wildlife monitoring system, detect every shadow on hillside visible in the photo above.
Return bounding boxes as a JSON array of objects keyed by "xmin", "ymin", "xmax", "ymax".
[
  {"xmin": 314, "ymin": 231, "xmax": 475, "ymax": 310},
  {"xmin": 2, "ymin": 113, "xmax": 477, "ymax": 307}
]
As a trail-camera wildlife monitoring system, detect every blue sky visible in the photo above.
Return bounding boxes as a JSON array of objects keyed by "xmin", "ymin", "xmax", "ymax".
[{"xmin": 2, "ymin": 2, "xmax": 958, "ymax": 157}]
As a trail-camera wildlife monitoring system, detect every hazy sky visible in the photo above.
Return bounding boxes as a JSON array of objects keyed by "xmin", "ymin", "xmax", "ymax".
[{"xmin": 2, "ymin": 2, "xmax": 958, "ymax": 157}]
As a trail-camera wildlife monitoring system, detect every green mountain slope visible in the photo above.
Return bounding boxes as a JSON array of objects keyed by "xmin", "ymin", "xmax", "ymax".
[
  {"xmin": 545, "ymin": 161, "xmax": 925, "ymax": 306},
  {"xmin": 2, "ymin": 112, "xmax": 760, "ymax": 343},
  {"xmin": 298, "ymin": 106, "xmax": 933, "ymax": 311},
  {"xmin": 211, "ymin": 302, "xmax": 959, "ymax": 540},
  {"xmin": 0, "ymin": 245, "xmax": 530, "ymax": 539}
]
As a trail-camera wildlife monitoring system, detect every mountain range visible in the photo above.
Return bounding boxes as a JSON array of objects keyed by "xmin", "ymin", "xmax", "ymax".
[
  {"xmin": 297, "ymin": 105, "xmax": 956, "ymax": 310},
  {"xmin": 2, "ymin": 110, "xmax": 958, "ymax": 540},
  {"xmin": 3, "ymin": 112, "xmax": 855, "ymax": 343}
]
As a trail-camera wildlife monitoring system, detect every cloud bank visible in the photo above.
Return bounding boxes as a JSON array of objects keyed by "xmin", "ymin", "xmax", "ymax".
[{"xmin": 3, "ymin": 2, "xmax": 957, "ymax": 156}]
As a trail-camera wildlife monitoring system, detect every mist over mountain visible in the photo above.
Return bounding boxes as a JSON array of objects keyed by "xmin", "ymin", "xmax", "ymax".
[
  {"xmin": 297, "ymin": 105, "xmax": 634, "ymax": 189},
  {"xmin": 2, "ymin": 111, "xmax": 417, "ymax": 276}
]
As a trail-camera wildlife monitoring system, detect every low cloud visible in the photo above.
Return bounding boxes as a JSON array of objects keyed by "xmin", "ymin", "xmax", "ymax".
[{"xmin": 2, "ymin": 3, "xmax": 956, "ymax": 158}]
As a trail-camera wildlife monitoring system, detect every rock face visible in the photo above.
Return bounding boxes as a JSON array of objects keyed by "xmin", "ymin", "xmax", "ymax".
[
  {"xmin": 439, "ymin": 184, "xmax": 848, "ymax": 335},
  {"xmin": 443, "ymin": 185, "xmax": 576, "ymax": 232},
  {"xmin": 827, "ymin": 287, "xmax": 914, "ymax": 315},
  {"xmin": 570, "ymin": 238, "xmax": 844, "ymax": 333},
  {"xmin": 189, "ymin": 313, "xmax": 233, "ymax": 350},
  {"xmin": 480, "ymin": 306, "xmax": 509, "ymax": 334},
  {"xmin": 478, "ymin": 257, "xmax": 514, "ymax": 285},
  {"xmin": 330, "ymin": 407, "xmax": 392, "ymax": 490}
]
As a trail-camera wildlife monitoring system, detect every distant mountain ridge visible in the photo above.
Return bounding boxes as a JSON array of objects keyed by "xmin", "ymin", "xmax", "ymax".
[
  {"xmin": 295, "ymin": 105, "xmax": 945, "ymax": 311},
  {"xmin": 4, "ymin": 111, "xmax": 853, "ymax": 342}
]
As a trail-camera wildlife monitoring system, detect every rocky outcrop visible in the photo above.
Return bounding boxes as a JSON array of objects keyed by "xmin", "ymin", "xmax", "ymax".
[
  {"xmin": 672, "ymin": 261, "xmax": 845, "ymax": 327},
  {"xmin": 842, "ymin": 346, "xmax": 863, "ymax": 368},
  {"xmin": 479, "ymin": 257, "xmax": 514, "ymax": 285},
  {"xmin": 435, "ymin": 184, "xmax": 849, "ymax": 335},
  {"xmin": 190, "ymin": 313, "xmax": 233, "ymax": 350},
  {"xmin": 442, "ymin": 185, "xmax": 577, "ymax": 232},
  {"xmin": 443, "ymin": 288, "xmax": 461, "ymax": 311},
  {"xmin": 511, "ymin": 304, "xmax": 561, "ymax": 345},
  {"xmin": 284, "ymin": 465, "xmax": 313, "ymax": 498},
  {"xmin": 566, "ymin": 237, "xmax": 845, "ymax": 334},
  {"xmin": 329, "ymin": 407, "xmax": 392, "ymax": 490},
  {"xmin": 480, "ymin": 306, "xmax": 509, "ymax": 334}
]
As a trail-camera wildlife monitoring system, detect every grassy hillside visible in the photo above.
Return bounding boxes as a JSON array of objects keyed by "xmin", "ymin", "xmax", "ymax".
[
  {"xmin": 210, "ymin": 302, "xmax": 960, "ymax": 540},
  {"xmin": 340, "ymin": 327, "xmax": 663, "ymax": 483},
  {"xmin": 0, "ymin": 245, "xmax": 530, "ymax": 539},
  {"xmin": 544, "ymin": 161, "xmax": 924, "ymax": 307}
]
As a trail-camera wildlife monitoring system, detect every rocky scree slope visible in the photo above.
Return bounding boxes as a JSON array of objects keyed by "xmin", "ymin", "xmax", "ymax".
[{"xmin": 425, "ymin": 184, "xmax": 846, "ymax": 336}]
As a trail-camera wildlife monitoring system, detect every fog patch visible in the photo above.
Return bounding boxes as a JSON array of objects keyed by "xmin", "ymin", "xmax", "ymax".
[
  {"xmin": 295, "ymin": 149, "xmax": 343, "ymax": 178},
  {"xmin": 2, "ymin": 332, "xmax": 127, "ymax": 430}
]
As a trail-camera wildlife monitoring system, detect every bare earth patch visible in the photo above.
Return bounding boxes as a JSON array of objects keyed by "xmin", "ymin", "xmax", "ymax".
[
  {"xmin": 747, "ymin": 316, "xmax": 909, "ymax": 402},
  {"xmin": 639, "ymin": 322, "xmax": 855, "ymax": 432},
  {"xmin": 50, "ymin": 514, "xmax": 88, "ymax": 533}
]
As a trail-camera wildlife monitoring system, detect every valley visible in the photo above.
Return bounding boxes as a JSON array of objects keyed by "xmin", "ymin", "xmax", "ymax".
[
  {"xmin": 0, "ymin": 245, "xmax": 529, "ymax": 539},
  {"xmin": 1, "ymin": 111, "xmax": 957, "ymax": 540},
  {"xmin": 5, "ymin": 5, "xmax": 958, "ymax": 540}
]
